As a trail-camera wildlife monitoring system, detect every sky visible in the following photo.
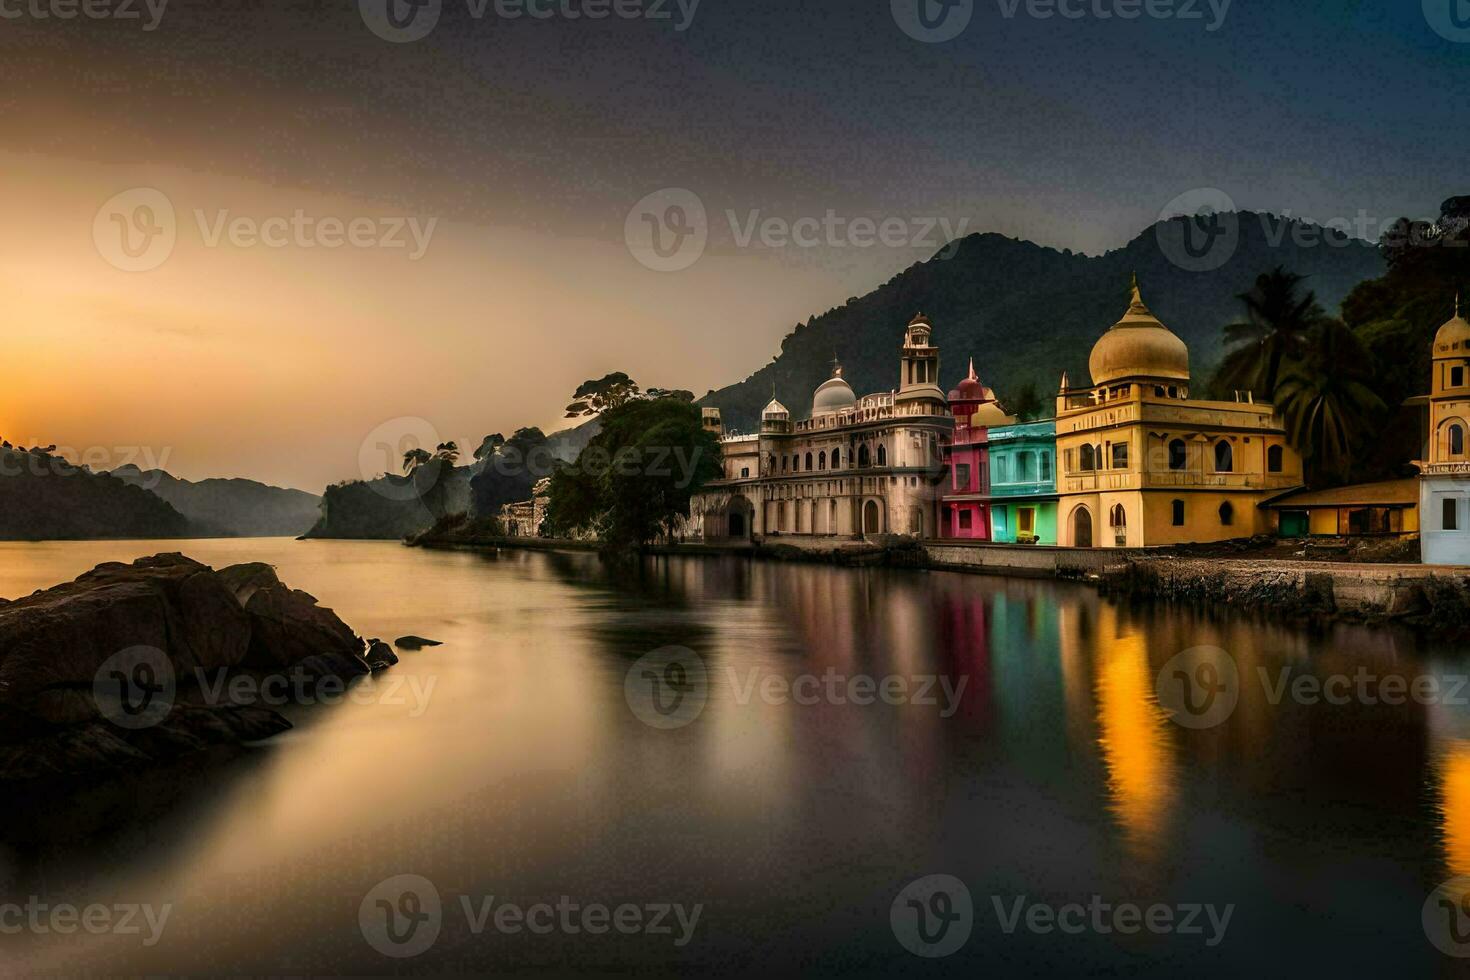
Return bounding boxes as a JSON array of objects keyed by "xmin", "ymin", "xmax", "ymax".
[{"xmin": 0, "ymin": 0, "xmax": 1466, "ymax": 491}]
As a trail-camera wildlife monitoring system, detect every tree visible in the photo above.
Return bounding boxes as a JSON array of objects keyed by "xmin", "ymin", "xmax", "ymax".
[
  {"xmin": 401, "ymin": 447, "xmax": 432, "ymax": 475},
  {"xmin": 544, "ymin": 398, "xmax": 721, "ymax": 555},
  {"xmin": 565, "ymin": 372, "xmax": 642, "ymax": 417},
  {"xmin": 1214, "ymin": 266, "xmax": 1323, "ymax": 400},
  {"xmin": 1274, "ymin": 320, "xmax": 1386, "ymax": 485},
  {"xmin": 473, "ymin": 433, "xmax": 505, "ymax": 462}
]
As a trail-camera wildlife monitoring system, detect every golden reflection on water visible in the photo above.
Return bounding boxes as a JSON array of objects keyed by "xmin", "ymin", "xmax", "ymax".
[
  {"xmin": 1089, "ymin": 606, "xmax": 1176, "ymax": 860},
  {"xmin": 1436, "ymin": 741, "xmax": 1470, "ymax": 880}
]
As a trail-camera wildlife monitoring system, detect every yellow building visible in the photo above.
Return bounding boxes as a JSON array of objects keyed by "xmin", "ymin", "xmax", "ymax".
[
  {"xmin": 1416, "ymin": 296, "xmax": 1470, "ymax": 565},
  {"xmin": 1262, "ymin": 479, "xmax": 1420, "ymax": 537},
  {"xmin": 1053, "ymin": 279, "xmax": 1304, "ymax": 547}
]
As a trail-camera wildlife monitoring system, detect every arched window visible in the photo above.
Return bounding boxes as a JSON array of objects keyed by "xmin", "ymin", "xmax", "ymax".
[
  {"xmin": 1219, "ymin": 502, "xmax": 1235, "ymax": 526},
  {"xmin": 1169, "ymin": 439, "xmax": 1187, "ymax": 471},
  {"xmin": 831, "ymin": 448, "xmax": 841, "ymax": 468},
  {"xmin": 1214, "ymin": 440, "xmax": 1234, "ymax": 473},
  {"xmin": 877, "ymin": 445, "xmax": 887, "ymax": 467},
  {"xmin": 1079, "ymin": 444, "xmax": 1096, "ymax": 471},
  {"xmin": 781, "ymin": 455, "xmax": 788, "ymax": 472},
  {"xmin": 1452, "ymin": 424, "xmax": 1466, "ymax": 457},
  {"xmin": 818, "ymin": 451, "xmax": 827, "ymax": 470},
  {"xmin": 1268, "ymin": 445, "xmax": 1284, "ymax": 473},
  {"xmin": 805, "ymin": 452, "xmax": 813, "ymax": 471},
  {"xmin": 858, "ymin": 444, "xmax": 871, "ymax": 467},
  {"xmin": 1109, "ymin": 504, "xmax": 1127, "ymax": 528}
]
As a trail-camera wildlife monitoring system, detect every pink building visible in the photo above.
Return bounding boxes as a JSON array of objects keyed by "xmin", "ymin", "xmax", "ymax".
[{"xmin": 940, "ymin": 360, "xmax": 1014, "ymax": 539}]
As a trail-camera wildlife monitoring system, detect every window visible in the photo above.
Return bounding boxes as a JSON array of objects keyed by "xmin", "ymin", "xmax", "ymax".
[
  {"xmin": 1018, "ymin": 508, "xmax": 1036, "ymax": 534},
  {"xmin": 1455, "ymin": 367, "xmax": 1465, "ymax": 388},
  {"xmin": 858, "ymin": 444, "xmax": 870, "ymax": 467},
  {"xmin": 831, "ymin": 448, "xmax": 840, "ymax": 468},
  {"xmin": 1452, "ymin": 424, "xmax": 1466, "ymax": 457},
  {"xmin": 959, "ymin": 510, "xmax": 972, "ymax": 530},
  {"xmin": 818, "ymin": 451, "xmax": 826, "ymax": 470},
  {"xmin": 1446, "ymin": 498, "xmax": 1459, "ymax": 531},
  {"xmin": 1268, "ymin": 445, "xmax": 1284, "ymax": 473},
  {"xmin": 1169, "ymin": 439, "xmax": 1187, "ymax": 470},
  {"xmin": 740, "ymin": 467, "xmax": 750, "ymax": 478},
  {"xmin": 1018, "ymin": 452, "xmax": 1034, "ymax": 481},
  {"xmin": 1109, "ymin": 504, "xmax": 1126, "ymax": 528},
  {"xmin": 877, "ymin": 445, "xmax": 887, "ymax": 467},
  {"xmin": 955, "ymin": 463, "xmax": 971, "ymax": 490},
  {"xmin": 1079, "ymin": 444, "xmax": 1096, "ymax": 471},
  {"xmin": 1214, "ymin": 440, "xmax": 1234, "ymax": 472},
  {"xmin": 995, "ymin": 457, "xmax": 1010, "ymax": 484},
  {"xmin": 1040, "ymin": 453, "xmax": 1052, "ymax": 481},
  {"xmin": 805, "ymin": 452, "xmax": 813, "ymax": 471},
  {"xmin": 1220, "ymin": 502, "xmax": 1235, "ymax": 526},
  {"xmin": 1111, "ymin": 442, "xmax": 1129, "ymax": 469},
  {"xmin": 782, "ymin": 455, "xmax": 788, "ymax": 472},
  {"xmin": 1172, "ymin": 499, "xmax": 1185, "ymax": 526}
]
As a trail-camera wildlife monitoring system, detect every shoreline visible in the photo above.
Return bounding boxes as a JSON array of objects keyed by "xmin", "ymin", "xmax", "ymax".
[{"xmin": 409, "ymin": 533, "xmax": 1470, "ymax": 629}]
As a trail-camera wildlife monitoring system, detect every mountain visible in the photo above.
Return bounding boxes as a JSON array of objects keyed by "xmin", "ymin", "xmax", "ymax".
[
  {"xmin": 109, "ymin": 466, "xmax": 322, "ymax": 538},
  {"xmin": 699, "ymin": 213, "xmax": 1385, "ymax": 432},
  {"xmin": 0, "ymin": 446, "xmax": 191, "ymax": 540}
]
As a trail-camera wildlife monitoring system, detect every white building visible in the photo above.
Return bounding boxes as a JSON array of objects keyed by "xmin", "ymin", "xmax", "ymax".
[{"xmin": 692, "ymin": 314, "xmax": 955, "ymax": 541}]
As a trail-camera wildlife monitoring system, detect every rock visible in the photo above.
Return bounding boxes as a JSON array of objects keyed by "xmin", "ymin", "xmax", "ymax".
[
  {"xmin": 0, "ymin": 553, "xmax": 368, "ymax": 780},
  {"xmin": 394, "ymin": 635, "xmax": 442, "ymax": 650},
  {"xmin": 366, "ymin": 640, "xmax": 398, "ymax": 671}
]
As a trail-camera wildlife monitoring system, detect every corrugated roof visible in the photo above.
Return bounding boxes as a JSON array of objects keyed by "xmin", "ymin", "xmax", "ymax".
[{"xmin": 1263, "ymin": 478, "xmax": 1419, "ymax": 509}]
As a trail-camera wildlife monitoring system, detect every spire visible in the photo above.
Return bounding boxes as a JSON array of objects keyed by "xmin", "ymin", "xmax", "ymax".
[
  {"xmin": 967, "ymin": 357, "xmax": 978, "ymax": 382},
  {"xmin": 831, "ymin": 350, "xmax": 843, "ymax": 377},
  {"xmin": 1458, "ymin": 291, "xmax": 1462, "ymax": 319},
  {"xmin": 1060, "ymin": 370, "xmax": 1071, "ymax": 391}
]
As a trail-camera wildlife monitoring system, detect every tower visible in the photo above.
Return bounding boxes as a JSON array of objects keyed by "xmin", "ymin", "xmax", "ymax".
[
  {"xmin": 701, "ymin": 407, "xmax": 724, "ymax": 438},
  {"xmin": 896, "ymin": 313, "xmax": 946, "ymax": 415},
  {"xmin": 1428, "ymin": 293, "xmax": 1470, "ymax": 466}
]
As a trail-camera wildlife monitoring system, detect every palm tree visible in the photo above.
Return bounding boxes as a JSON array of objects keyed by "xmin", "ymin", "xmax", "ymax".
[
  {"xmin": 1273, "ymin": 319, "xmax": 1385, "ymax": 484},
  {"xmin": 401, "ymin": 447, "xmax": 432, "ymax": 475},
  {"xmin": 1216, "ymin": 267, "xmax": 1323, "ymax": 399}
]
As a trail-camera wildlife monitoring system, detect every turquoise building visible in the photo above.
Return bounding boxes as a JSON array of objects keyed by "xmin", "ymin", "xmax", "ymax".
[{"xmin": 986, "ymin": 420, "xmax": 1059, "ymax": 544}]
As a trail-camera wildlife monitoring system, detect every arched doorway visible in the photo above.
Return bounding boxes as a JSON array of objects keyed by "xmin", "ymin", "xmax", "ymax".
[
  {"xmin": 909, "ymin": 506, "xmax": 924, "ymax": 537},
  {"xmin": 1072, "ymin": 506, "xmax": 1094, "ymax": 548},
  {"xmin": 863, "ymin": 500, "xmax": 881, "ymax": 534}
]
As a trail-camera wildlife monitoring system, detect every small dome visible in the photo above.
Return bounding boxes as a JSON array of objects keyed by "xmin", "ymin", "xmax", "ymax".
[
  {"xmin": 812, "ymin": 363, "xmax": 856, "ymax": 414},
  {"xmin": 1435, "ymin": 296, "xmax": 1470, "ymax": 355},
  {"xmin": 1088, "ymin": 279, "xmax": 1190, "ymax": 385},
  {"xmin": 762, "ymin": 397, "xmax": 789, "ymax": 418},
  {"xmin": 970, "ymin": 401, "xmax": 1012, "ymax": 426},
  {"xmin": 948, "ymin": 358, "xmax": 992, "ymax": 401}
]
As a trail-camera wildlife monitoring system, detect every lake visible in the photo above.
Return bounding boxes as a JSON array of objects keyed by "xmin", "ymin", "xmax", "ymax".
[{"xmin": 1, "ymin": 538, "xmax": 1467, "ymax": 976}]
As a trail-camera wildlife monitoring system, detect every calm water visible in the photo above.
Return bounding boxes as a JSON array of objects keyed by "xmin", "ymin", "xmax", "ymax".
[{"xmin": 1, "ymin": 538, "xmax": 1468, "ymax": 976}]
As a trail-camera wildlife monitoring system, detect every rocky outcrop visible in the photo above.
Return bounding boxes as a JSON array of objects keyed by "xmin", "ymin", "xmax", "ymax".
[{"xmin": 0, "ymin": 554, "xmax": 370, "ymax": 780}]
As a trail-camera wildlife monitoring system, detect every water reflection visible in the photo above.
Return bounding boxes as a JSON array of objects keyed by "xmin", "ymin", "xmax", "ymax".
[{"xmin": 0, "ymin": 541, "xmax": 1465, "ymax": 975}]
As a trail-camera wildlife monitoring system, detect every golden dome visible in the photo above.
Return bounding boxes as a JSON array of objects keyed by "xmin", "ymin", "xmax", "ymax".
[
  {"xmin": 1435, "ymin": 295, "xmax": 1470, "ymax": 356},
  {"xmin": 1088, "ymin": 279, "xmax": 1190, "ymax": 385}
]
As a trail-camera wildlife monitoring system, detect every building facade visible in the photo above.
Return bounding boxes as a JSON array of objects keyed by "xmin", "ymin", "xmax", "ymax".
[
  {"xmin": 693, "ymin": 315, "xmax": 955, "ymax": 541},
  {"xmin": 987, "ymin": 420, "xmax": 1059, "ymax": 544},
  {"xmin": 939, "ymin": 359, "xmax": 1012, "ymax": 539},
  {"xmin": 1054, "ymin": 279, "xmax": 1304, "ymax": 547},
  {"xmin": 1418, "ymin": 298, "xmax": 1470, "ymax": 565}
]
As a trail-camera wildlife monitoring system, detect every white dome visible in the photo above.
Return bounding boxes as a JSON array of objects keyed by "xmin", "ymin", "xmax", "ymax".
[{"xmin": 812, "ymin": 366, "xmax": 857, "ymax": 414}]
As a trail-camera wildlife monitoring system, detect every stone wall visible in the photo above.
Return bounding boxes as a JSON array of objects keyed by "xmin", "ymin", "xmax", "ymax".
[{"xmin": 923, "ymin": 541, "xmax": 1155, "ymax": 578}]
